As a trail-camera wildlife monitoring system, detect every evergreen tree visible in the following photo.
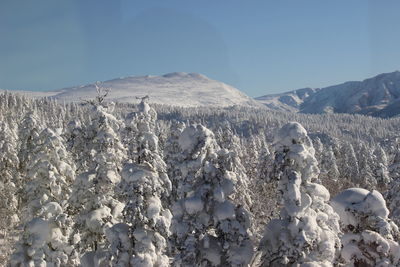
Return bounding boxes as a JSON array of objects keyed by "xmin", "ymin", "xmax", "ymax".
[
  {"xmin": 0, "ymin": 122, "xmax": 20, "ymax": 262},
  {"xmin": 332, "ymin": 188, "xmax": 400, "ymax": 266},
  {"xmin": 171, "ymin": 124, "xmax": 253, "ymax": 266},
  {"xmin": 109, "ymin": 98, "xmax": 172, "ymax": 266},
  {"xmin": 357, "ymin": 143, "xmax": 376, "ymax": 190},
  {"xmin": 11, "ymin": 128, "xmax": 78, "ymax": 266},
  {"xmin": 18, "ymin": 111, "xmax": 42, "ymax": 173},
  {"xmin": 373, "ymin": 145, "xmax": 391, "ymax": 191},
  {"xmin": 259, "ymin": 122, "xmax": 341, "ymax": 266},
  {"xmin": 387, "ymin": 150, "xmax": 400, "ymax": 226},
  {"xmin": 164, "ymin": 121, "xmax": 186, "ymax": 202},
  {"xmin": 339, "ymin": 142, "xmax": 360, "ymax": 185},
  {"xmin": 319, "ymin": 145, "xmax": 343, "ymax": 195},
  {"xmin": 69, "ymin": 103, "xmax": 126, "ymax": 263},
  {"xmin": 252, "ymin": 144, "xmax": 280, "ymax": 238}
]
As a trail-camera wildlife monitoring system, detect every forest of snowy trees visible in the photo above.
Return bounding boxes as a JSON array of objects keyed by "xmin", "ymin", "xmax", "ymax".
[{"xmin": 1, "ymin": 91, "xmax": 400, "ymax": 266}]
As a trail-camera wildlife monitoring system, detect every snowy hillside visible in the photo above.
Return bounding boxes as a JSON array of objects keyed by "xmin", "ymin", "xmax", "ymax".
[
  {"xmin": 12, "ymin": 72, "xmax": 261, "ymax": 108},
  {"xmin": 255, "ymin": 87, "xmax": 318, "ymax": 112},
  {"xmin": 256, "ymin": 71, "xmax": 400, "ymax": 117}
]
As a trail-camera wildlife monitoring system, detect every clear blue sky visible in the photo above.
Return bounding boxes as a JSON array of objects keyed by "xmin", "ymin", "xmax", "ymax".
[{"xmin": 1, "ymin": 0, "xmax": 400, "ymax": 97}]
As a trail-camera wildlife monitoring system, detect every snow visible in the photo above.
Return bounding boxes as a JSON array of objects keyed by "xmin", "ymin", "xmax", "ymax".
[
  {"xmin": 213, "ymin": 186, "xmax": 225, "ymax": 202},
  {"xmin": 26, "ymin": 218, "xmax": 51, "ymax": 248},
  {"xmin": 332, "ymin": 188, "xmax": 400, "ymax": 266},
  {"xmin": 184, "ymin": 196, "xmax": 203, "ymax": 215},
  {"xmin": 255, "ymin": 87, "xmax": 317, "ymax": 112},
  {"xmin": 105, "ymin": 223, "xmax": 131, "ymax": 252},
  {"xmin": 178, "ymin": 124, "xmax": 215, "ymax": 153},
  {"xmin": 331, "ymin": 188, "xmax": 389, "ymax": 227},
  {"xmin": 220, "ymin": 176, "xmax": 234, "ymax": 196},
  {"xmin": 9, "ymin": 72, "xmax": 262, "ymax": 108},
  {"xmin": 259, "ymin": 122, "xmax": 341, "ymax": 266},
  {"xmin": 214, "ymin": 201, "xmax": 236, "ymax": 221},
  {"xmin": 40, "ymin": 202, "xmax": 63, "ymax": 219},
  {"xmin": 200, "ymin": 235, "xmax": 222, "ymax": 265},
  {"xmin": 81, "ymin": 250, "xmax": 109, "ymax": 267},
  {"xmin": 121, "ymin": 163, "xmax": 156, "ymax": 183},
  {"xmin": 85, "ymin": 206, "xmax": 112, "ymax": 233},
  {"xmin": 146, "ymin": 197, "xmax": 162, "ymax": 219},
  {"xmin": 226, "ymin": 239, "xmax": 254, "ymax": 266},
  {"xmin": 4, "ymin": 88, "xmax": 400, "ymax": 266}
]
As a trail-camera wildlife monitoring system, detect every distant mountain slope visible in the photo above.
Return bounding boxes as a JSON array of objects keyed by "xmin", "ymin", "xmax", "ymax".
[
  {"xmin": 255, "ymin": 87, "xmax": 319, "ymax": 112},
  {"xmin": 256, "ymin": 71, "xmax": 400, "ymax": 118},
  {"xmin": 13, "ymin": 72, "xmax": 261, "ymax": 108}
]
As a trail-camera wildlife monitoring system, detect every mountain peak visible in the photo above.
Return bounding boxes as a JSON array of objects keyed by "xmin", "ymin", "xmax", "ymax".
[
  {"xmin": 162, "ymin": 72, "xmax": 188, "ymax": 78},
  {"xmin": 14, "ymin": 72, "xmax": 261, "ymax": 108},
  {"xmin": 162, "ymin": 72, "xmax": 209, "ymax": 80}
]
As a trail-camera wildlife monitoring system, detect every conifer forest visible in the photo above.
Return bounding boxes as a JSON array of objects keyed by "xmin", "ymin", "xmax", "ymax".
[{"xmin": 1, "ymin": 91, "xmax": 400, "ymax": 266}]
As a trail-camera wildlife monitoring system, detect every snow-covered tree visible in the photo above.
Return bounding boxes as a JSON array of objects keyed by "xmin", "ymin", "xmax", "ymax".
[
  {"xmin": 0, "ymin": 122, "xmax": 20, "ymax": 261},
  {"xmin": 69, "ymin": 103, "xmax": 126, "ymax": 262},
  {"xmin": 256, "ymin": 145, "xmax": 272, "ymax": 182},
  {"xmin": 217, "ymin": 147, "xmax": 252, "ymax": 217},
  {"xmin": 312, "ymin": 137, "xmax": 324, "ymax": 162},
  {"xmin": 319, "ymin": 145, "xmax": 343, "ymax": 195},
  {"xmin": 387, "ymin": 150, "xmax": 400, "ymax": 226},
  {"xmin": 64, "ymin": 119, "xmax": 88, "ymax": 172},
  {"xmin": 251, "ymin": 144, "xmax": 280, "ymax": 238},
  {"xmin": 338, "ymin": 142, "xmax": 360, "ymax": 186},
  {"xmin": 357, "ymin": 143, "xmax": 377, "ymax": 190},
  {"xmin": 110, "ymin": 98, "xmax": 172, "ymax": 266},
  {"xmin": 11, "ymin": 128, "xmax": 78, "ymax": 266},
  {"xmin": 164, "ymin": 120, "xmax": 186, "ymax": 202},
  {"xmin": 18, "ymin": 111, "xmax": 42, "ymax": 173},
  {"xmin": 389, "ymin": 150, "xmax": 400, "ymax": 179},
  {"xmin": 373, "ymin": 145, "xmax": 391, "ymax": 191},
  {"xmin": 2, "ymin": 86, "xmax": 400, "ymax": 265},
  {"xmin": 332, "ymin": 188, "xmax": 400, "ymax": 266},
  {"xmin": 259, "ymin": 122, "xmax": 341, "ymax": 266},
  {"xmin": 171, "ymin": 124, "xmax": 253, "ymax": 266},
  {"xmin": 18, "ymin": 129, "xmax": 74, "ymax": 222}
]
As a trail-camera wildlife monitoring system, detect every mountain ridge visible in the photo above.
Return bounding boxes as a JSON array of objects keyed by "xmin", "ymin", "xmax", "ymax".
[{"xmin": 256, "ymin": 71, "xmax": 400, "ymax": 118}]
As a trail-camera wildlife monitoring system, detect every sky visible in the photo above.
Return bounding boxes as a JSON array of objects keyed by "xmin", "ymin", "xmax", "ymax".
[{"xmin": 1, "ymin": 0, "xmax": 400, "ymax": 97}]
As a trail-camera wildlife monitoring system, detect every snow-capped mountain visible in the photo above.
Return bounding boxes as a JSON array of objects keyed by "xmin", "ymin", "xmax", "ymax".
[
  {"xmin": 15, "ymin": 72, "xmax": 261, "ymax": 108},
  {"xmin": 256, "ymin": 71, "xmax": 400, "ymax": 117}
]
